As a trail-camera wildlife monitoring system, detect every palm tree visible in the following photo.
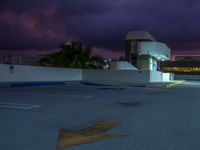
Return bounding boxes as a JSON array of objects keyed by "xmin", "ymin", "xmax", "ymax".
[
  {"xmin": 79, "ymin": 44, "xmax": 104, "ymax": 69},
  {"xmin": 38, "ymin": 43, "xmax": 105, "ymax": 69}
]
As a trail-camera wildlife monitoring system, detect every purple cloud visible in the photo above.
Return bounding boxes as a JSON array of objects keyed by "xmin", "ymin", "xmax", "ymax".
[{"xmin": 1, "ymin": 0, "xmax": 200, "ymax": 57}]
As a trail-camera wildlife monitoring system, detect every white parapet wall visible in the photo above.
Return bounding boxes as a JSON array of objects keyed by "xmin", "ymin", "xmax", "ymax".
[
  {"xmin": 0, "ymin": 64, "xmax": 168, "ymax": 84},
  {"xmin": 82, "ymin": 69, "xmax": 150, "ymax": 84},
  {"xmin": 0, "ymin": 64, "xmax": 82, "ymax": 82}
]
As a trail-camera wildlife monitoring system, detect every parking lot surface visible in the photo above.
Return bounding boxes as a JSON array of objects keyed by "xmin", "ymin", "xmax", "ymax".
[{"xmin": 1, "ymin": 81, "xmax": 200, "ymax": 150}]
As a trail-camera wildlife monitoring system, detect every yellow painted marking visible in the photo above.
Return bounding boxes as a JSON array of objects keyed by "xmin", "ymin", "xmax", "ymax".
[
  {"xmin": 56, "ymin": 120, "xmax": 122, "ymax": 149},
  {"xmin": 80, "ymin": 120, "xmax": 119, "ymax": 135},
  {"xmin": 146, "ymin": 80, "xmax": 186, "ymax": 89}
]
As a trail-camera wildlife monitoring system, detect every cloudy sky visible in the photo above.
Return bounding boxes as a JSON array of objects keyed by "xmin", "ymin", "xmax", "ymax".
[{"xmin": 1, "ymin": 0, "xmax": 200, "ymax": 58}]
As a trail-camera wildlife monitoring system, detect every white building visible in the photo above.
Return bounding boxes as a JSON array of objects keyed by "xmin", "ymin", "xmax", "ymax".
[{"xmin": 125, "ymin": 31, "xmax": 171, "ymax": 71}]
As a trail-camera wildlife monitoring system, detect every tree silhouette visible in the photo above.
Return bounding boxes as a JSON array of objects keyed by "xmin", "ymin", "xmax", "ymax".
[{"xmin": 39, "ymin": 43, "xmax": 104, "ymax": 69}]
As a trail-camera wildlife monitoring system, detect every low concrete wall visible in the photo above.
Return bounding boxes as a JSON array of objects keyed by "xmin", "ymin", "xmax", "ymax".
[
  {"xmin": 82, "ymin": 69, "xmax": 150, "ymax": 84},
  {"xmin": 150, "ymin": 71, "xmax": 163, "ymax": 82},
  {"xmin": 0, "ymin": 64, "xmax": 82, "ymax": 82},
  {"xmin": 0, "ymin": 64, "xmax": 167, "ymax": 85}
]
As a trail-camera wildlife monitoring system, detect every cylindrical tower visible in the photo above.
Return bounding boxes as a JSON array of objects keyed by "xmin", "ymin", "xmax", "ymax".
[{"xmin": 125, "ymin": 31, "xmax": 156, "ymax": 66}]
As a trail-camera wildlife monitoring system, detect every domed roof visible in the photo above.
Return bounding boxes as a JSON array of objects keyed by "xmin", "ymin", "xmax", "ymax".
[{"xmin": 125, "ymin": 31, "xmax": 156, "ymax": 41}]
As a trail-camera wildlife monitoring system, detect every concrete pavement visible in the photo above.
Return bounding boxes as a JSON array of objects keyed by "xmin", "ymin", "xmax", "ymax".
[{"xmin": 0, "ymin": 81, "xmax": 200, "ymax": 150}]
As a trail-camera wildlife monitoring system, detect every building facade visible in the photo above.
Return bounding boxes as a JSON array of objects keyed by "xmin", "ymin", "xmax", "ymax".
[{"xmin": 125, "ymin": 31, "xmax": 171, "ymax": 71}]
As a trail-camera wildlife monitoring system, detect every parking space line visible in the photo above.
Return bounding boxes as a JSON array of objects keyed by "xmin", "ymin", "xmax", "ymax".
[
  {"xmin": 85, "ymin": 96, "xmax": 93, "ymax": 99},
  {"xmin": 0, "ymin": 92, "xmax": 92, "ymax": 99},
  {"xmin": 0, "ymin": 102, "xmax": 42, "ymax": 109}
]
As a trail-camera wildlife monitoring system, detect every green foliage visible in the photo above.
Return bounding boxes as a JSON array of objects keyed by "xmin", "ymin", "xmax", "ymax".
[
  {"xmin": 38, "ymin": 44, "xmax": 104, "ymax": 69},
  {"xmin": 3, "ymin": 61, "xmax": 12, "ymax": 64}
]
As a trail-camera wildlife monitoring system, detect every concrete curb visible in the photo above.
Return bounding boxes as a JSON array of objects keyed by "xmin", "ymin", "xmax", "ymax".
[{"xmin": 146, "ymin": 80, "xmax": 186, "ymax": 89}]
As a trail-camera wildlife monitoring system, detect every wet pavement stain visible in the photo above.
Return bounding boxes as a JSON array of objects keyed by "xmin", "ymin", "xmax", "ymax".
[
  {"xmin": 96, "ymin": 87, "xmax": 126, "ymax": 91},
  {"xmin": 117, "ymin": 102, "xmax": 144, "ymax": 107}
]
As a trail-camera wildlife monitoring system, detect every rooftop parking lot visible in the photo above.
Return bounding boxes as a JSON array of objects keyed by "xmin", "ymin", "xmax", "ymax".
[{"xmin": 1, "ymin": 81, "xmax": 200, "ymax": 150}]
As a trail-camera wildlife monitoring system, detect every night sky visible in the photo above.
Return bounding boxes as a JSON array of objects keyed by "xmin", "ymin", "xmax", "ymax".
[{"xmin": 1, "ymin": 0, "xmax": 200, "ymax": 59}]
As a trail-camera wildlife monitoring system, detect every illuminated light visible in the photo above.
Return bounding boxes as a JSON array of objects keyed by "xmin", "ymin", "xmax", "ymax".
[
  {"xmin": 163, "ymin": 73, "xmax": 170, "ymax": 81},
  {"xmin": 163, "ymin": 67, "xmax": 200, "ymax": 72}
]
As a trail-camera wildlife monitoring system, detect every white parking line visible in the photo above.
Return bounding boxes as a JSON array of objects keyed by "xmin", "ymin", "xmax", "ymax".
[
  {"xmin": 0, "ymin": 92, "xmax": 92, "ymax": 99},
  {"xmin": 0, "ymin": 102, "xmax": 42, "ymax": 109},
  {"xmin": 85, "ymin": 96, "xmax": 93, "ymax": 99}
]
